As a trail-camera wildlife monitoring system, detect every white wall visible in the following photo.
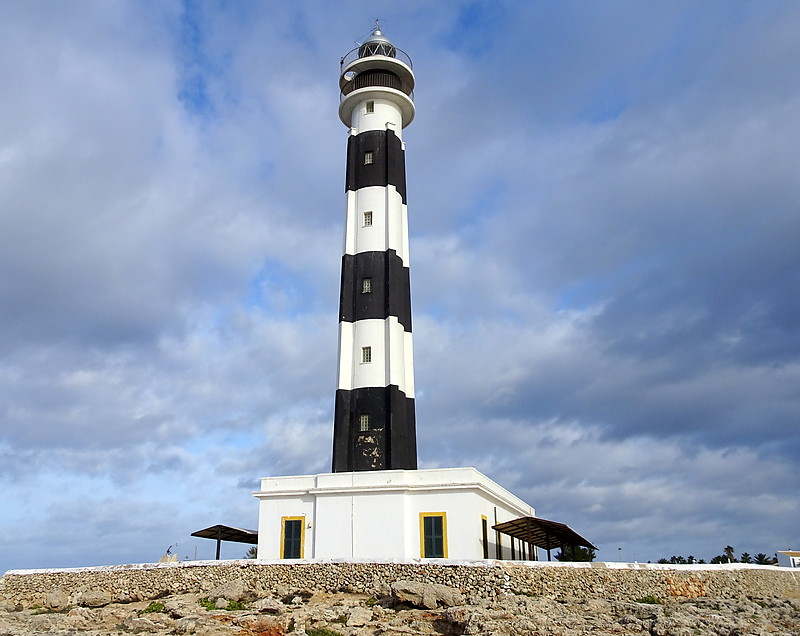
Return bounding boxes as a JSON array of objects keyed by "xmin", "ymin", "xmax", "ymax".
[
  {"xmin": 337, "ymin": 318, "xmax": 414, "ymax": 396},
  {"xmin": 254, "ymin": 468, "xmax": 535, "ymax": 561},
  {"xmin": 351, "ymin": 98, "xmax": 404, "ymax": 136},
  {"xmin": 343, "ymin": 186, "xmax": 408, "ymax": 264}
]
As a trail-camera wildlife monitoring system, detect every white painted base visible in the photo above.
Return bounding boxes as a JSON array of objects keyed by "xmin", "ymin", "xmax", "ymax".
[{"xmin": 253, "ymin": 467, "xmax": 535, "ymax": 561}]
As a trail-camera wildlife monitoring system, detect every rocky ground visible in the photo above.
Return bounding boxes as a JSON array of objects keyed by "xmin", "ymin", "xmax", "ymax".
[{"xmin": 1, "ymin": 578, "xmax": 799, "ymax": 635}]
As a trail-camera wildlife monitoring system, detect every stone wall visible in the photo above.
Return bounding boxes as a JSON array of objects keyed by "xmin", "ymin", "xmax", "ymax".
[{"xmin": 2, "ymin": 560, "xmax": 798, "ymax": 609}]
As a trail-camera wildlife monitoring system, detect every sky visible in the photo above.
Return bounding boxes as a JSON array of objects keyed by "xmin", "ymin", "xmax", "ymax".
[{"xmin": 1, "ymin": 0, "xmax": 798, "ymax": 571}]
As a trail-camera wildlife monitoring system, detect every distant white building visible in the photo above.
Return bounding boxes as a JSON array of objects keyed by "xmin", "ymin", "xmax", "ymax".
[{"xmin": 777, "ymin": 551, "xmax": 800, "ymax": 568}]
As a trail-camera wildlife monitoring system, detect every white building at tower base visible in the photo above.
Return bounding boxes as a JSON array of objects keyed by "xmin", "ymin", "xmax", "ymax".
[{"xmin": 253, "ymin": 467, "xmax": 534, "ymax": 561}]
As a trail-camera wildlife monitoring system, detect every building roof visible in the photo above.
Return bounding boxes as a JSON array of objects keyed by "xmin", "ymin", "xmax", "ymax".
[
  {"xmin": 492, "ymin": 516, "xmax": 596, "ymax": 551},
  {"xmin": 190, "ymin": 524, "xmax": 258, "ymax": 545}
]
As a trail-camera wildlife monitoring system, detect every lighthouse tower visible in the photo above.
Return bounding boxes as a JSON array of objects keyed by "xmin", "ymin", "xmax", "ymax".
[
  {"xmin": 332, "ymin": 25, "xmax": 418, "ymax": 472},
  {"xmin": 254, "ymin": 27, "xmax": 542, "ymax": 563}
]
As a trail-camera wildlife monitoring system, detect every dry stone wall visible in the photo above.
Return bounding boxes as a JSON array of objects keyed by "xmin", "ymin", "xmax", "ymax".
[{"xmin": 2, "ymin": 560, "xmax": 799, "ymax": 609}]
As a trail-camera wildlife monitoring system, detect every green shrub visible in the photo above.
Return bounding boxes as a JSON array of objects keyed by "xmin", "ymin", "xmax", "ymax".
[
  {"xmin": 199, "ymin": 597, "xmax": 216, "ymax": 610},
  {"xmin": 198, "ymin": 597, "xmax": 248, "ymax": 611},
  {"xmin": 142, "ymin": 601, "xmax": 164, "ymax": 614},
  {"xmin": 225, "ymin": 600, "xmax": 248, "ymax": 611},
  {"xmin": 636, "ymin": 595, "xmax": 663, "ymax": 605}
]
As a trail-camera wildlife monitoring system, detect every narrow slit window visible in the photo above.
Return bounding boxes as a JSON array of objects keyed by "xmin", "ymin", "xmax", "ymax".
[
  {"xmin": 363, "ymin": 211, "xmax": 373, "ymax": 226},
  {"xmin": 362, "ymin": 277, "xmax": 372, "ymax": 294},
  {"xmin": 359, "ymin": 414, "xmax": 370, "ymax": 431},
  {"xmin": 364, "ymin": 151, "xmax": 373, "ymax": 165},
  {"xmin": 366, "ymin": 100, "xmax": 374, "ymax": 114},
  {"xmin": 361, "ymin": 346, "xmax": 372, "ymax": 363}
]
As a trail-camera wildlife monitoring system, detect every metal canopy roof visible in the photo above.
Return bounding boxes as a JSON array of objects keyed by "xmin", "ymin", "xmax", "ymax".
[
  {"xmin": 492, "ymin": 517, "xmax": 596, "ymax": 551},
  {"xmin": 191, "ymin": 524, "xmax": 258, "ymax": 545}
]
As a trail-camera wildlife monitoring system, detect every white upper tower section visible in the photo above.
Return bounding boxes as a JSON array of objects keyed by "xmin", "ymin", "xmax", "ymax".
[{"xmin": 339, "ymin": 25, "xmax": 416, "ymax": 134}]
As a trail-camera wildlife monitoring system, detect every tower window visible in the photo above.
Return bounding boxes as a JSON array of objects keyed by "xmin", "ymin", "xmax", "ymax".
[
  {"xmin": 359, "ymin": 414, "xmax": 370, "ymax": 431},
  {"xmin": 366, "ymin": 100, "xmax": 374, "ymax": 114},
  {"xmin": 364, "ymin": 151, "xmax": 373, "ymax": 165},
  {"xmin": 363, "ymin": 211, "xmax": 373, "ymax": 226},
  {"xmin": 362, "ymin": 277, "xmax": 372, "ymax": 294},
  {"xmin": 361, "ymin": 346, "xmax": 372, "ymax": 363}
]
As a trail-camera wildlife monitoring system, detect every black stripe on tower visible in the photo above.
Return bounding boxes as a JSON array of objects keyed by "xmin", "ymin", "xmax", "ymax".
[
  {"xmin": 339, "ymin": 250, "xmax": 412, "ymax": 331},
  {"xmin": 346, "ymin": 129, "xmax": 407, "ymax": 203},
  {"xmin": 332, "ymin": 386, "xmax": 417, "ymax": 472}
]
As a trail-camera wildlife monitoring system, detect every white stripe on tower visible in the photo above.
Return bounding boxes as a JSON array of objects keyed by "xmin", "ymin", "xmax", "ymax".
[{"xmin": 332, "ymin": 25, "xmax": 417, "ymax": 472}]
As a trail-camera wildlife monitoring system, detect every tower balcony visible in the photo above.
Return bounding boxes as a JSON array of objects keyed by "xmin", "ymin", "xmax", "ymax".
[
  {"xmin": 340, "ymin": 69, "xmax": 414, "ymax": 101},
  {"xmin": 338, "ymin": 52, "xmax": 416, "ymax": 128}
]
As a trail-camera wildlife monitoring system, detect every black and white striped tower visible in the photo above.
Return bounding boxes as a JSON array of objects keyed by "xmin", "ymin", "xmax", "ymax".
[{"xmin": 332, "ymin": 25, "xmax": 417, "ymax": 472}]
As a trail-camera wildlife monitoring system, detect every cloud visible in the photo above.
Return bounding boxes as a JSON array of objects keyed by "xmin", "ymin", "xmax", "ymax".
[{"xmin": 1, "ymin": 1, "xmax": 798, "ymax": 571}]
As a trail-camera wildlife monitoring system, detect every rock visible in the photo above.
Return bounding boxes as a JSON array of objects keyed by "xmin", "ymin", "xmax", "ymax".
[
  {"xmin": 346, "ymin": 605, "xmax": 373, "ymax": 626},
  {"xmin": 75, "ymin": 589, "xmax": 112, "ymax": 607},
  {"xmin": 208, "ymin": 578, "xmax": 255, "ymax": 603},
  {"xmin": 234, "ymin": 614, "xmax": 289, "ymax": 635},
  {"xmin": 215, "ymin": 597, "xmax": 229, "ymax": 609},
  {"xmin": 114, "ymin": 589, "xmax": 141, "ymax": 604},
  {"xmin": 163, "ymin": 594, "xmax": 204, "ymax": 618},
  {"xmin": 391, "ymin": 580, "xmax": 465, "ymax": 609},
  {"xmin": 1, "ymin": 566, "xmax": 799, "ymax": 635},
  {"xmin": 253, "ymin": 596, "xmax": 285, "ymax": 613},
  {"xmin": 174, "ymin": 617, "xmax": 201, "ymax": 633},
  {"xmin": 44, "ymin": 588, "xmax": 69, "ymax": 610},
  {"xmin": 585, "ymin": 598, "xmax": 611, "ymax": 612}
]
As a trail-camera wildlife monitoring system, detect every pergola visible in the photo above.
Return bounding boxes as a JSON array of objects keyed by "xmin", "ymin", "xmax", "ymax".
[
  {"xmin": 492, "ymin": 516, "xmax": 596, "ymax": 562},
  {"xmin": 191, "ymin": 524, "xmax": 258, "ymax": 560}
]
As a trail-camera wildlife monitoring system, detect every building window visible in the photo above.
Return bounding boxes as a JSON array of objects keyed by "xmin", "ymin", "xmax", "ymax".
[
  {"xmin": 362, "ymin": 277, "xmax": 372, "ymax": 294},
  {"xmin": 481, "ymin": 516, "xmax": 489, "ymax": 559},
  {"xmin": 280, "ymin": 516, "xmax": 305, "ymax": 559},
  {"xmin": 420, "ymin": 512, "xmax": 448, "ymax": 558},
  {"xmin": 366, "ymin": 100, "xmax": 374, "ymax": 113},
  {"xmin": 364, "ymin": 151, "xmax": 373, "ymax": 165},
  {"xmin": 361, "ymin": 346, "xmax": 371, "ymax": 363},
  {"xmin": 363, "ymin": 211, "xmax": 373, "ymax": 226},
  {"xmin": 359, "ymin": 414, "xmax": 370, "ymax": 431}
]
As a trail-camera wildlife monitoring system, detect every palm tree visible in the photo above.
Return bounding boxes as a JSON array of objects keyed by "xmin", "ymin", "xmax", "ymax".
[
  {"xmin": 754, "ymin": 553, "xmax": 772, "ymax": 565},
  {"xmin": 740, "ymin": 552, "xmax": 752, "ymax": 563},
  {"xmin": 244, "ymin": 546, "xmax": 258, "ymax": 559},
  {"xmin": 724, "ymin": 546, "xmax": 736, "ymax": 563}
]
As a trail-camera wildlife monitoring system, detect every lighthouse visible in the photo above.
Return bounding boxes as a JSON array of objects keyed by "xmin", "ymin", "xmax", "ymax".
[
  {"xmin": 254, "ymin": 26, "xmax": 547, "ymax": 562},
  {"xmin": 332, "ymin": 25, "xmax": 417, "ymax": 472}
]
